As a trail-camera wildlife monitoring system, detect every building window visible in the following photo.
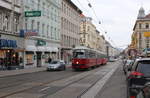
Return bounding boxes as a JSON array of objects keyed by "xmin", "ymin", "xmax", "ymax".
[
  {"xmin": 42, "ymin": 23, "xmax": 45, "ymax": 36},
  {"xmin": 37, "ymin": 22, "xmax": 40, "ymax": 35},
  {"xmin": 146, "ymin": 23, "xmax": 149, "ymax": 29},
  {"xmin": 51, "ymin": 26, "xmax": 53, "ymax": 39},
  {"xmin": 54, "ymin": 28, "xmax": 56, "ymax": 39},
  {"xmin": 31, "ymin": 20, "xmax": 34, "ymax": 30},
  {"xmin": 14, "ymin": 16, "xmax": 19, "ymax": 32},
  {"xmin": 3, "ymin": 15, "xmax": 9, "ymax": 31},
  {"xmin": 37, "ymin": 0, "xmax": 40, "ymax": 10},
  {"xmin": 43, "ymin": 2, "xmax": 45, "ymax": 16},
  {"xmin": 25, "ymin": 19, "xmax": 28, "ymax": 30},
  {"xmin": 139, "ymin": 23, "xmax": 142, "ymax": 29},
  {"xmin": 47, "ymin": 25, "xmax": 49, "ymax": 37}
]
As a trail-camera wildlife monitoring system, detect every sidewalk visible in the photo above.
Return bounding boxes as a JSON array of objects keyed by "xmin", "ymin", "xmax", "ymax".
[
  {"xmin": 0, "ymin": 64, "xmax": 72, "ymax": 78},
  {"xmin": 0, "ymin": 66, "xmax": 46, "ymax": 78}
]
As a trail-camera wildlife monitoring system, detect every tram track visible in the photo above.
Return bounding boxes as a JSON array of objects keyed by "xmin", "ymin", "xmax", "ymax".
[{"xmin": 0, "ymin": 65, "xmax": 106, "ymax": 98}]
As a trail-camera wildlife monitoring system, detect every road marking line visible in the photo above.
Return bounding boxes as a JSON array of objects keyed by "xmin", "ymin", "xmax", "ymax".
[
  {"xmin": 39, "ymin": 87, "xmax": 50, "ymax": 92},
  {"xmin": 80, "ymin": 64, "xmax": 119, "ymax": 98}
]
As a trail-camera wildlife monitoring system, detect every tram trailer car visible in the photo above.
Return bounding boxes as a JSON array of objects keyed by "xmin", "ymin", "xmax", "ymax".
[{"xmin": 72, "ymin": 46, "xmax": 107, "ymax": 70}]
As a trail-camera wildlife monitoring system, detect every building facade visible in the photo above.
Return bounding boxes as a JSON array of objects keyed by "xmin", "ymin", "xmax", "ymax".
[
  {"xmin": 133, "ymin": 7, "xmax": 150, "ymax": 54},
  {"xmin": 0, "ymin": 0, "xmax": 24, "ymax": 70},
  {"xmin": 61, "ymin": 0, "xmax": 82, "ymax": 63},
  {"xmin": 22, "ymin": 0, "xmax": 61, "ymax": 68},
  {"xmin": 80, "ymin": 16, "xmax": 104, "ymax": 51},
  {"xmin": 80, "ymin": 16, "xmax": 95, "ymax": 49}
]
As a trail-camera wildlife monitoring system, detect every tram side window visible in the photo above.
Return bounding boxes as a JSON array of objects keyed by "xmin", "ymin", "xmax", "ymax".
[
  {"xmin": 89, "ymin": 51, "xmax": 95, "ymax": 58},
  {"xmin": 73, "ymin": 52, "xmax": 85, "ymax": 58}
]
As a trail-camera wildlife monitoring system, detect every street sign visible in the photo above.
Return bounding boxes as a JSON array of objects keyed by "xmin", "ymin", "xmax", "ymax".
[{"xmin": 25, "ymin": 11, "xmax": 41, "ymax": 17}]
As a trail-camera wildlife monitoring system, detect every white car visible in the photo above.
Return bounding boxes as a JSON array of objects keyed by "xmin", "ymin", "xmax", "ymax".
[{"xmin": 47, "ymin": 60, "xmax": 66, "ymax": 71}]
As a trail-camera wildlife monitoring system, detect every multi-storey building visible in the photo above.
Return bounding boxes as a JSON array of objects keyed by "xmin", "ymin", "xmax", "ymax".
[
  {"xmin": 96, "ymin": 30, "xmax": 106, "ymax": 53},
  {"xmin": 133, "ymin": 7, "xmax": 150, "ymax": 54},
  {"xmin": 61, "ymin": 0, "xmax": 82, "ymax": 63},
  {"xmin": 0, "ymin": 0, "xmax": 24, "ymax": 70},
  {"xmin": 22, "ymin": 0, "xmax": 61, "ymax": 68},
  {"xmin": 80, "ymin": 16, "xmax": 99, "ymax": 50}
]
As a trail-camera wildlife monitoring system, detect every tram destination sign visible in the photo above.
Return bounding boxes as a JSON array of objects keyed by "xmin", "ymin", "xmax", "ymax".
[{"xmin": 25, "ymin": 11, "xmax": 41, "ymax": 17}]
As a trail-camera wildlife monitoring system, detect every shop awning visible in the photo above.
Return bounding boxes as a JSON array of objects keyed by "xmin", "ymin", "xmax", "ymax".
[
  {"xmin": 46, "ymin": 47, "xmax": 59, "ymax": 52},
  {"xmin": 46, "ymin": 47, "xmax": 52, "ymax": 52},
  {"xmin": 51, "ymin": 47, "xmax": 59, "ymax": 52},
  {"xmin": 26, "ymin": 46, "xmax": 37, "ymax": 51},
  {"xmin": 37, "ymin": 46, "xmax": 46, "ymax": 51}
]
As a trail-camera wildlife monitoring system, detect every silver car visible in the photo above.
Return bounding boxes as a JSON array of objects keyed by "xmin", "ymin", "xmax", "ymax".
[{"xmin": 47, "ymin": 60, "xmax": 66, "ymax": 71}]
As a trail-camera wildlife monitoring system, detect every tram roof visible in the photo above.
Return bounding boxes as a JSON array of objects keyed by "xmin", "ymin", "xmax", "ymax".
[{"xmin": 73, "ymin": 46, "xmax": 106, "ymax": 55}]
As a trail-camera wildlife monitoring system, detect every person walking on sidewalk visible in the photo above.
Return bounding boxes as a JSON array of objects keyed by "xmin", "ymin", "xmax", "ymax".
[{"xmin": 48, "ymin": 57, "xmax": 52, "ymax": 64}]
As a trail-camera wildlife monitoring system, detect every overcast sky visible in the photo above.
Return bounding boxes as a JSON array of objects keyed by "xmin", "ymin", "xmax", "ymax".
[{"xmin": 72, "ymin": 0, "xmax": 150, "ymax": 49}]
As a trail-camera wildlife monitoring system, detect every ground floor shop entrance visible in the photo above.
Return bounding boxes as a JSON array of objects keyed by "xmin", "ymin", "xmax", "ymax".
[{"xmin": 0, "ymin": 49, "xmax": 23, "ymax": 70}]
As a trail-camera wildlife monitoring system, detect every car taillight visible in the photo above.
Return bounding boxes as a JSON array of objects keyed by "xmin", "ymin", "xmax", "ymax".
[
  {"xmin": 130, "ymin": 96, "xmax": 136, "ymax": 98},
  {"xmin": 128, "ymin": 71, "xmax": 144, "ymax": 79}
]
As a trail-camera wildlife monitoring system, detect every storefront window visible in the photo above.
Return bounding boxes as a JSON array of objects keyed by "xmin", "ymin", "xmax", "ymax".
[
  {"xmin": 45, "ymin": 53, "xmax": 50, "ymax": 63},
  {"xmin": 26, "ymin": 54, "xmax": 34, "ymax": 65}
]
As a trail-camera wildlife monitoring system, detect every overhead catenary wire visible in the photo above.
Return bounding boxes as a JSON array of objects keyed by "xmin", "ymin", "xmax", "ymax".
[{"xmin": 75, "ymin": 0, "xmax": 118, "ymax": 48}]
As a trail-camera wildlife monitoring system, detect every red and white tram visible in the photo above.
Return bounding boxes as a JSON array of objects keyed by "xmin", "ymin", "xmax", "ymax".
[{"xmin": 72, "ymin": 46, "xmax": 108, "ymax": 70}]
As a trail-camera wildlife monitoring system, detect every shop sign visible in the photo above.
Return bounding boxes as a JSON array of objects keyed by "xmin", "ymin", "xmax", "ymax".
[
  {"xmin": 37, "ymin": 40, "xmax": 46, "ymax": 46},
  {"xmin": 0, "ymin": 39, "xmax": 17, "ymax": 48},
  {"xmin": 19, "ymin": 29, "xmax": 38, "ymax": 37},
  {"xmin": 144, "ymin": 32, "xmax": 150, "ymax": 37}
]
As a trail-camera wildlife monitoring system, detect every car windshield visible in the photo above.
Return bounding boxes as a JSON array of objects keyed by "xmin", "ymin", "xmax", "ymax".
[
  {"xmin": 137, "ymin": 61, "xmax": 150, "ymax": 77},
  {"xmin": 50, "ymin": 61, "xmax": 59, "ymax": 64}
]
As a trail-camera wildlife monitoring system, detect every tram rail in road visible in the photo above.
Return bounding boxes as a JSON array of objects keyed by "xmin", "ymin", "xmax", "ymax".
[{"xmin": 0, "ymin": 61, "xmax": 120, "ymax": 98}]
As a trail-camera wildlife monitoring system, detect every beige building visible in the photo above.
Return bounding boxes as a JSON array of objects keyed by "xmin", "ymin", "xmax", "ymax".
[
  {"xmin": 133, "ymin": 7, "xmax": 150, "ymax": 53},
  {"xmin": 80, "ymin": 16, "xmax": 106, "ymax": 52},
  {"xmin": 61, "ymin": 0, "xmax": 82, "ymax": 63},
  {"xmin": 96, "ymin": 30, "xmax": 106, "ymax": 53},
  {"xmin": 80, "ymin": 16, "xmax": 97, "ymax": 50}
]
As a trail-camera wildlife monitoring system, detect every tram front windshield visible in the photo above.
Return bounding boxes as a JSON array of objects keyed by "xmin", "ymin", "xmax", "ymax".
[{"xmin": 73, "ymin": 50, "xmax": 86, "ymax": 58}]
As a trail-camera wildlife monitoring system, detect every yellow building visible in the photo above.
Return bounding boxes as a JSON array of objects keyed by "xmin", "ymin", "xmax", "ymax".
[{"xmin": 133, "ymin": 7, "xmax": 150, "ymax": 53}]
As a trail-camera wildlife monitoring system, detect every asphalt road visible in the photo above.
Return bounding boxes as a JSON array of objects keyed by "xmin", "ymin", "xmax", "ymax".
[
  {"xmin": 95, "ymin": 63, "xmax": 127, "ymax": 98},
  {"xmin": 0, "ymin": 61, "xmax": 122, "ymax": 98}
]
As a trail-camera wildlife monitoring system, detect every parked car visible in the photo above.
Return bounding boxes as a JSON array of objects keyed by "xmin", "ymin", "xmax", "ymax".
[
  {"xmin": 123, "ymin": 59, "xmax": 134, "ymax": 75},
  {"xmin": 136, "ymin": 82, "xmax": 150, "ymax": 98},
  {"xmin": 127, "ymin": 58, "xmax": 150, "ymax": 98},
  {"xmin": 47, "ymin": 60, "xmax": 66, "ymax": 71}
]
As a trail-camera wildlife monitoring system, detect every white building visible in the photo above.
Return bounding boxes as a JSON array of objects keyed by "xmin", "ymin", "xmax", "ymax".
[{"xmin": 22, "ymin": 0, "xmax": 61, "ymax": 68}]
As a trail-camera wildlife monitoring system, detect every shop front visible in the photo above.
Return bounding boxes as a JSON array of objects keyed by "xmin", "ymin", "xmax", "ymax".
[
  {"xmin": 25, "ymin": 39, "xmax": 60, "ymax": 68},
  {"xmin": 0, "ymin": 39, "xmax": 24, "ymax": 70}
]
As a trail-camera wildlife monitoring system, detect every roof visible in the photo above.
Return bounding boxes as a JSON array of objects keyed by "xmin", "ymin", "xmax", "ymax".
[
  {"xmin": 65, "ymin": 0, "xmax": 82, "ymax": 14},
  {"xmin": 145, "ymin": 13, "xmax": 150, "ymax": 19}
]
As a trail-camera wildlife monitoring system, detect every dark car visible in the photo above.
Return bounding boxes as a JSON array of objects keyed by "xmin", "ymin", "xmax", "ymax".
[
  {"xmin": 123, "ymin": 59, "xmax": 134, "ymax": 75},
  {"xmin": 136, "ymin": 82, "xmax": 150, "ymax": 98},
  {"xmin": 127, "ymin": 58, "xmax": 150, "ymax": 98},
  {"xmin": 47, "ymin": 60, "xmax": 66, "ymax": 71}
]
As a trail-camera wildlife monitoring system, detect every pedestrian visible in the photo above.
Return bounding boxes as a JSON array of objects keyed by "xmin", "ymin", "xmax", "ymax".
[{"xmin": 48, "ymin": 57, "xmax": 52, "ymax": 63}]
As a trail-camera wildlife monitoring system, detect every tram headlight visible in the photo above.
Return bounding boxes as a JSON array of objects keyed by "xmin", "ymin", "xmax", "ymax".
[{"xmin": 76, "ymin": 61, "xmax": 79, "ymax": 64}]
